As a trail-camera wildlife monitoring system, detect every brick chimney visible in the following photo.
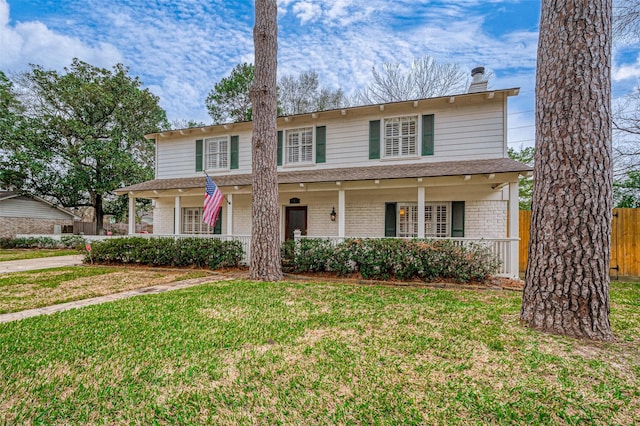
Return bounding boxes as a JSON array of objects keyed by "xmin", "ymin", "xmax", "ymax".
[{"xmin": 468, "ymin": 66, "xmax": 488, "ymax": 93}]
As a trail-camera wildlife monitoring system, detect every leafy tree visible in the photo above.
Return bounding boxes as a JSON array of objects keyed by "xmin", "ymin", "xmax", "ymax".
[
  {"xmin": 0, "ymin": 59, "xmax": 168, "ymax": 234},
  {"xmin": 171, "ymin": 119, "xmax": 208, "ymax": 130},
  {"xmin": 278, "ymin": 70, "xmax": 347, "ymax": 115},
  {"xmin": 521, "ymin": 0, "xmax": 613, "ymax": 340},
  {"xmin": 0, "ymin": 71, "xmax": 25, "ymax": 179},
  {"xmin": 205, "ymin": 63, "xmax": 254, "ymax": 124},
  {"xmin": 507, "ymin": 146, "xmax": 534, "ymax": 210},
  {"xmin": 355, "ymin": 55, "xmax": 468, "ymax": 104},
  {"xmin": 249, "ymin": 0, "xmax": 282, "ymax": 281},
  {"xmin": 613, "ymin": 170, "xmax": 640, "ymax": 207}
]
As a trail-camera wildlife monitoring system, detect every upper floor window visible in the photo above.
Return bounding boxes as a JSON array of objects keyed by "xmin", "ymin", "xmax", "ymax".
[
  {"xmin": 384, "ymin": 115, "xmax": 418, "ymax": 158},
  {"xmin": 286, "ymin": 127, "xmax": 313, "ymax": 164},
  {"xmin": 205, "ymin": 136, "xmax": 228, "ymax": 170}
]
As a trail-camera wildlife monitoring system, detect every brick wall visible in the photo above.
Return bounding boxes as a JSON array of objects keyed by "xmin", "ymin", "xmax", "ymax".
[
  {"xmin": 464, "ymin": 200, "xmax": 507, "ymax": 238},
  {"xmin": 0, "ymin": 217, "xmax": 74, "ymax": 238}
]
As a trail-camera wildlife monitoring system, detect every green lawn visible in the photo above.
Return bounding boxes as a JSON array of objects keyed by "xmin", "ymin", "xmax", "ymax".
[
  {"xmin": 0, "ymin": 249, "xmax": 80, "ymax": 262},
  {"xmin": 0, "ymin": 266, "xmax": 212, "ymax": 314},
  {"xmin": 0, "ymin": 280, "xmax": 638, "ymax": 424}
]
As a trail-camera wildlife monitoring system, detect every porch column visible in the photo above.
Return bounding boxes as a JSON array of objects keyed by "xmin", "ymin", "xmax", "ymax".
[
  {"xmin": 226, "ymin": 193, "xmax": 233, "ymax": 235},
  {"xmin": 417, "ymin": 186, "xmax": 425, "ymax": 238},
  {"xmin": 508, "ymin": 182, "xmax": 519, "ymax": 278},
  {"xmin": 127, "ymin": 193, "xmax": 136, "ymax": 235},
  {"xmin": 174, "ymin": 196, "xmax": 181, "ymax": 235},
  {"xmin": 338, "ymin": 189, "xmax": 345, "ymax": 237}
]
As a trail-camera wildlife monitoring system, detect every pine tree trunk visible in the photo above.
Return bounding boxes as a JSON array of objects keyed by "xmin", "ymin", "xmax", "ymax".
[
  {"xmin": 249, "ymin": 0, "xmax": 283, "ymax": 281},
  {"xmin": 521, "ymin": 0, "xmax": 613, "ymax": 340}
]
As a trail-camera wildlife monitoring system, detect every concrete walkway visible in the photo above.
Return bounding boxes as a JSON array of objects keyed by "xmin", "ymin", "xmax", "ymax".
[
  {"xmin": 0, "ymin": 275, "xmax": 237, "ymax": 324},
  {"xmin": 0, "ymin": 254, "xmax": 84, "ymax": 273}
]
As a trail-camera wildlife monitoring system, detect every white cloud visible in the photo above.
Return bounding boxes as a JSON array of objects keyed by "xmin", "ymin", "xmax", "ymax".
[
  {"xmin": 614, "ymin": 55, "xmax": 640, "ymax": 81},
  {"xmin": 0, "ymin": 0, "xmax": 122, "ymax": 71},
  {"xmin": 292, "ymin": 1, "xmax": 322, "ymax": 24}
]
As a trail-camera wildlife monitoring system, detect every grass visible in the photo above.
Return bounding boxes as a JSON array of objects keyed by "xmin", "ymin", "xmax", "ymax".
[
  {"xmin": 0, "ymin": 249, "xmax": 80, "ymax": 262},
  {"xmin": 0, "ymin": 279, "xmax": 638, "ymax": 424},
  {"xmin": 0, "ymin": 266, "xmax": 213, "ymax": 314}
]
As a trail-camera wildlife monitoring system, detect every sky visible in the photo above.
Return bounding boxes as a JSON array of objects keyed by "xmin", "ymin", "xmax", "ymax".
[{"xmin": 1, "ymin": 0, "xmax": 639, "ymax": 149}]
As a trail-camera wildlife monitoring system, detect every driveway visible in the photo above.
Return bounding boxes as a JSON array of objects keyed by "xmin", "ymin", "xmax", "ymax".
[{"xmin": 0, "ymin": 255, "xmax": 84, "ymax": 274}]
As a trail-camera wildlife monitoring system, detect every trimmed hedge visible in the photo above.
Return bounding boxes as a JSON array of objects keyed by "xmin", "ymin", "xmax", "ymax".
[
  {"xmin": 85, "ymin": 237, "xmax": 243, "ymax": 270},
  {"xmin": 0, "ymin": 236, "xmax": 86, "ymax": 250},
  {"xmin": 282, "ymin": 238, "xmax": 501, "ymax": 283}
]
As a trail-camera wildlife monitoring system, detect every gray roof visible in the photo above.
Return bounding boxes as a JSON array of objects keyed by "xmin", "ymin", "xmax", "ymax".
[{"xmin": 117, "ymin": 158, "xmax": 532, "ymax": 193}]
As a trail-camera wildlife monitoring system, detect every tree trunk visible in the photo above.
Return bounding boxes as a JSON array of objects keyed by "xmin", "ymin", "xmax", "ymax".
[
  {"xmin": 521, "ymin": 0, "xmax": 613, "ymax": 340},
  {"xmin": 249, "ymin": 0, "xmax": 283, "ymax": 281},
  {"xmin": 95, "ymin": 193, "xmax": 104, "ymax": 235}
]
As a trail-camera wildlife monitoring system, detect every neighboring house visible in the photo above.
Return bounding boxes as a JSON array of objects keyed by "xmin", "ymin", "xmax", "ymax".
[
  {"xmin": 117, "ymin": 70, "xmax": 532, "ymax": 276},
  {"xmin": 0, "ymin": 191, "xmax": 80, "ymax": 238}
]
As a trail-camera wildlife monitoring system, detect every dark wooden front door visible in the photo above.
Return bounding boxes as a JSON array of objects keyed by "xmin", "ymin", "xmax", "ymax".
[{"xmin": 285, "ymin": 206, "xmax": 307, "ymax": 240}]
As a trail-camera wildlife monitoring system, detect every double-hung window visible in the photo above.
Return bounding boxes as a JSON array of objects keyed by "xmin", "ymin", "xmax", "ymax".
[
  {"xmin": 182, "ymin": 207, "xmax": 221, "ymax": 234},
  {"xmin": 205, "ymin": 136, "xmax": 228, "ymax": 170},
  {"xmin": 384, "ymin": 115, "xmax": 418, "ymax": 158},
  {"xmin": 396, "ymin": 202, "xmax": 451, "ymax": 238},
  {"xmin": 286, "ymin": 127, "xmax": 313, "ymax": 164},
  {"xmin": 424, "ymin": 203, "xmax": 450, "ymax": 237}
]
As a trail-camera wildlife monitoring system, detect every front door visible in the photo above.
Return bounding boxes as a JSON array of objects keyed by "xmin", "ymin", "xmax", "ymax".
[{"xmin": 285, "ymin": 206, "xmax": 307, "ymax": 240}]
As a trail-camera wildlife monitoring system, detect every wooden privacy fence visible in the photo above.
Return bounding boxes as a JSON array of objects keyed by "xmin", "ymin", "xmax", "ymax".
[{"xmin": 520, "ymin": 208, "xmax": 640, "ymax": 277}]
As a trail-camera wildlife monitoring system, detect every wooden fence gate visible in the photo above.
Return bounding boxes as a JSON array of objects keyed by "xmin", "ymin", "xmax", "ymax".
[{"xmin": 519, "ymin": 208, "xmax": 640, "ymax": 277}]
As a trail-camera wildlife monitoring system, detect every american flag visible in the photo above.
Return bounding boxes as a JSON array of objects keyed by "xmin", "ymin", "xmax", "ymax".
[{"xmin": 203, "ymin": 175, "xmax": 223, "ymax": 227}]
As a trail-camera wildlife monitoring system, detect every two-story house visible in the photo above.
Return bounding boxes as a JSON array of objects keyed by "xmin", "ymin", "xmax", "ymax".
[{"xmin": 116, "ymin": 72, "xmax": 531, "ymax": 276}]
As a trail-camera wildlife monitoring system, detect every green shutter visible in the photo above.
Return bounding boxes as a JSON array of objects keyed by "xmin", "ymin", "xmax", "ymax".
[
  {"xmin": 369, "ymin": 120, "xmax": 381, "ymax": 159},
  {"xmin": 385, "ymin": 202, "xmax": 397, "ymax": 237},
  {"xmin": 277, "ymin": 131, "xmax": 283, "ymax": 166},
  {"xmin": 230, "ymin": 135, "xmax": 239, "ymax": 169},
  {"xmin": 213, "ymin": 208, "xmax": 222, "ymax": 234},
  {"xmin": 422, "ymin": 114, "xmax": 434, "ymax": 156},
  {"xmin": 195, "ymin": 139, "xmax": 203, "ymax": 172},
  {"xmin": 451, "ymin": 201, "xmax": 465, "ymax": 237},
  {"xmin": 315, "ymin": 126, "xmax": 326, "ymax": 163}
]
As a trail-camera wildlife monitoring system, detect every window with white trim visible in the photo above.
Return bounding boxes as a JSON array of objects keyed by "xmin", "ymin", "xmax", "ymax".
[
  {"xmin": 182, "ymin": 207, "xmax": 217, "ymax": 234},
  {"xmin": 205, "ymin": 136, "xmax": 228, "ymax": 170},
  {"xmin": 286, "ymin": 127, "xmax": 313, "ymax": 164},
  {"xmin": 384, "ymin": 115, "xmax": 417, "ymax": 157},
  {"xmin": 425, "ymin": 203, "xmax": 450, "ymax": 237},
  {"xmin": 397, "ymin": 202, "xmax": 451, "ymax": 238},
  {"xmin": 398, "ymin": 203, "xmax": 418, "ymax": 237}
]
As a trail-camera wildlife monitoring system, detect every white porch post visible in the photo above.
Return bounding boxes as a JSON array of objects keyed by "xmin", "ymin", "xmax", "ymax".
[
  {"xmin": 338, "ymin": 189, "xmax": 345, "ymax": 237},
  {"xmin": 226, "ymin": 193, "xmax": 233, "ymax": 235},
  {"xmin": 508, "ymin": 182, "xmax": 520, "ymax": 278},
  {"xmin": 127, "ymin": 194, "xmax": 135, "ymax": 235},
  {"xmin": 417, "ymin": 186, "xmax": 425, "ymax": 238},
  {"xmin": 174, "ymin": 196, "xmax": 181, "ymax": 235}
]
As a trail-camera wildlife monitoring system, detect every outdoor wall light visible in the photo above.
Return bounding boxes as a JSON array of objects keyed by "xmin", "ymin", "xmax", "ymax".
[
  {"xmin": 399, "ymin": 207, "xmax": 406, "ymax": 217},
  {"xmin": 330, "ymin": 207, "xmax": 337, "ymax": 222}
]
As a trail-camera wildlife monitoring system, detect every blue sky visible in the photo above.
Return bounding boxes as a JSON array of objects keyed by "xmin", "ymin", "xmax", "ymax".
[{"xmin": 1, "ymin": 0, "xmax": 639, "ymax": 148}]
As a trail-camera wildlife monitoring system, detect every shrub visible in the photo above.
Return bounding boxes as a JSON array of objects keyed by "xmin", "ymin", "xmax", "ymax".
[
  {"xmin": 60, "ymin": 235, "xmax": 87, "ymax": 250},
  {"xmin": 85, "ymin": 237, "xmax": 243, "ymax": 270},
  {"xmin": 289, "ymin": 237, "xmax": 502, "ymax": 283},
  {"xmin": 0, "ymin": 236, "xmax": 59, "ymax": 249}
]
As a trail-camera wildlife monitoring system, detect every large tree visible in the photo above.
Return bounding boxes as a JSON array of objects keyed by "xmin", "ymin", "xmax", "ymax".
[
  {"xmin": 249, "ymin": 0, "xmax": 282, "ymax": 281},
  {"xmin": 205, "ymin": 63, "xmax": 254, "ymax": 124},
  {"xmin": 355, "ymin": 55, "xmax": 468, "ymax": 105},
  {"xmin": 278, "ymin": 70, "xmax": 346, "ymax": 115},
  {"xmin": 521, "ymin": 0, "xmax": 613, "ymax": 340},
  {"xmin": 0, "ymin": 59, "xmax": 168, "ymax": 234}
]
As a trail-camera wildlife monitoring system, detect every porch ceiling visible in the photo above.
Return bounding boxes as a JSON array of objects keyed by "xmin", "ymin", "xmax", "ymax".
[{"xmin": 115, "ymin": 158, "xmax": 532, "ymax": 195}]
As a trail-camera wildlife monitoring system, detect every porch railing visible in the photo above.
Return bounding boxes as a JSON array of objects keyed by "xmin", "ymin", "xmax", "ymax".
[
  {"xmin": 18, "ymin": 233, "xmax": 519, "ymax": 277},
  {"xmin": 294, "ymin": 233, "xmax": 520, "ymax": 278}
]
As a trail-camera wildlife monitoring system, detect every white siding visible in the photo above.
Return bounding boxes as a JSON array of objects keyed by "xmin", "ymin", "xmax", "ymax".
[
  {"xmin": 155, "ymin": 101, "xmax": 507, "ymax": 178},
  {"xmin": 0, "ymin": 198, "xmax": 74, "ymax": 220}
]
